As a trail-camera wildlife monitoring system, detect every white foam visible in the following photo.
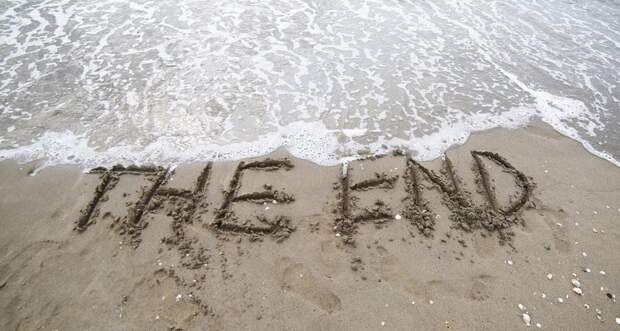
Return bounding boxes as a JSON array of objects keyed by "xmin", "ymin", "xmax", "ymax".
[
  {"xmin": 1, "ymin": 98, "xmax": 617, "ymax": 170},
  {"xmin": 0, "ymin": 0, "xmax": 618, "ymax": 170}
]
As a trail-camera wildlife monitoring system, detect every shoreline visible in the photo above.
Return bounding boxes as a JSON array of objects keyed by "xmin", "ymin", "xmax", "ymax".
[
  {"xmin": 1, "ymin": 122, "xmax": 619, "ymax": 330},
  {"xmin": 2, "ymin": 118, "xmax": 619, "ymax": 176}
]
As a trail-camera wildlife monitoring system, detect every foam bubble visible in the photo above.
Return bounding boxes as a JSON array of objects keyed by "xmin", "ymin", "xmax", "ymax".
[{"xmin": 0, "ymin": 0, "xmax": 618, "ymax": 169}]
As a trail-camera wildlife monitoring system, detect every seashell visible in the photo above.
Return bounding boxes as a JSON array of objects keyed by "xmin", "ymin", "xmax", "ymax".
[
  {"xmin": 518, "ymin": 304, "xmax": 526, "ymax": 311},
  {"xmin": 546, "ymin": 273, "xmax": 553, "ymax": 280},
  {"xmin": 522, "ymin": 313, "xmax": 531, "ymax": 326},
  {"xmin": 394, "ymin": 214, "xmax": 402, "ymax": 220},
  {"xmin": 572, "ymin": 287, "xmax": 583, "ymax": 295},
  {"xmin": 571, "ymin": 279, "xmax": 581, "ymax": 288}
]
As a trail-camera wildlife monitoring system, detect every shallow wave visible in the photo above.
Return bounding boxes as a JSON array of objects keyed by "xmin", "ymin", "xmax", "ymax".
[{"xmin": 1, "ymin": 0, "xmax": 618, "ymax": 169}]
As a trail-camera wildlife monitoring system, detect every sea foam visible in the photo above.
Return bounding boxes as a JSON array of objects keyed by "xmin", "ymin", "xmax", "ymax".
[{"xmin": 0, "ymin": 0, "xmax": 618, "ymax": 169}]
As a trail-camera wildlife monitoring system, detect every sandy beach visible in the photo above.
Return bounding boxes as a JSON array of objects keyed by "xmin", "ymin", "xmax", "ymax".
[
  {"xmin": 0, "ymin": 121, "xmax": 618, "ymax": 330},
  {"xmin": 2, "ymin": 0, "xmax": 619, "ymax": 329}
]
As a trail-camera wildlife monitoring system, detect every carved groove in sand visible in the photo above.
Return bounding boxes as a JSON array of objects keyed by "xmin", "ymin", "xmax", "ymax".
[
  {"xmin": 334, "ymin": 151, "xmax": 535, "ymax": 245},
  {"xmin": 213, "ymin": 158, "xmax": 296, "ymax": 241},
  {"xmin": 76, "ymin": 151, "xmax": 534, "ymax": 247},
  {"xmin": 75, "ymin": 165, "xmax": 167, "ymax": 235},
  {"xmin": 71, "ymin": 151, "xmax": 535, "ymax": 319}
]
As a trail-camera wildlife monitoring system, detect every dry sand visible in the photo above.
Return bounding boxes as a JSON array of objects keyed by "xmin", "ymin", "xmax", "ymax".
[{"xmin": 1, "ymin": 121, "xmax": 619, "ymax": 330}]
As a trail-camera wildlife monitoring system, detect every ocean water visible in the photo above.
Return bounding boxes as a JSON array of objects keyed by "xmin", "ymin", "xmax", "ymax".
[{"xmin": 0, "ymin": 0, "xmax": 619, "ymax": 169}]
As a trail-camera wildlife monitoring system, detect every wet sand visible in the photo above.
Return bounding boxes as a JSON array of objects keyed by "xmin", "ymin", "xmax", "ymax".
[{"xmin": 1, "ymin": 121, "xmax": 619, "ymax": 330}]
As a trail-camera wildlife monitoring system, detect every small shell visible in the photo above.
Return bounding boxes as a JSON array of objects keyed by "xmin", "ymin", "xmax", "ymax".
[
  {"xmin": 557, "ymin": 297, "xmax": 564, "ymax": 303},
  {"xmin": 615, "ymin": 317, "xmax": 619, "ymax": 325},
  {"xmin": 546, "ymin": 273, "xmax": 553, "ymax": 280},
  {"xmin": 522, "ymin": 313, "xmax": 531, "ymax": 327},
  {"xmin": 518, "ymin": 303, "xmax": 526, "ymax": 311},
  {"xmin": 394, "ymin": 214, "xmax": 402, "ymax": 220},
  {"xmin": 571, "ymin": 279, "xmax": 581, "ymax": 288},
  {"xmin": 572, "ymin": 287, "xmax": 583, "ymax": 295}
]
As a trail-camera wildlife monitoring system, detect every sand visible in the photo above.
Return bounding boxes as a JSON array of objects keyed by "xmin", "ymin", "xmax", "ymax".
[{"xmin": 1, "ymin": 121, "xmax": 619, "ymax": 330}]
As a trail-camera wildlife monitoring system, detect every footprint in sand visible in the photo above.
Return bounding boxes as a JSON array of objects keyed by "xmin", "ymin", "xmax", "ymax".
[
  {"xmin": 275, "ymin": 257, "xmax": 342, "ymax": 313},
  {"xmin": 412, "ymin": 275, "xmax": 496, "ymax": 303},
  {"xmin": 372, "ymin": 246, "xmax": 495, "ymax": 302},
  {"xmin": 527, "ymin": 208, "xmax": 571, "ymax": 254},
  {"xmin": 372, "ymin": 245, "xmax": 426, "ymax": 297},
  {"xmin": 318, "ymin": 239, "xmax": 348, "ymax": 276},
  {"xmin": 468, "ymin": 275, "xmax": 494, "ymax": 301},
  {"xmin": 544, "ymin": 213, "xmax": 571, "ymax": 253},
  {"xmin": 472, "ymin": 232, "xmax": 498, "ymax": 258}
]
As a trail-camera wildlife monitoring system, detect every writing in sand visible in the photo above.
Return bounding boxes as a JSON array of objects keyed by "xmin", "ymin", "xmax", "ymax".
[{"xmin": 75, "ymin": 150, "xmax": 535, "ymax": 248}]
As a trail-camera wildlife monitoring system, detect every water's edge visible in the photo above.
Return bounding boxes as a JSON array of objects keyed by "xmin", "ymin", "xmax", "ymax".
[{"xmin": 1, "ymin": 118, "xmax": 618, "ymax": 175}]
